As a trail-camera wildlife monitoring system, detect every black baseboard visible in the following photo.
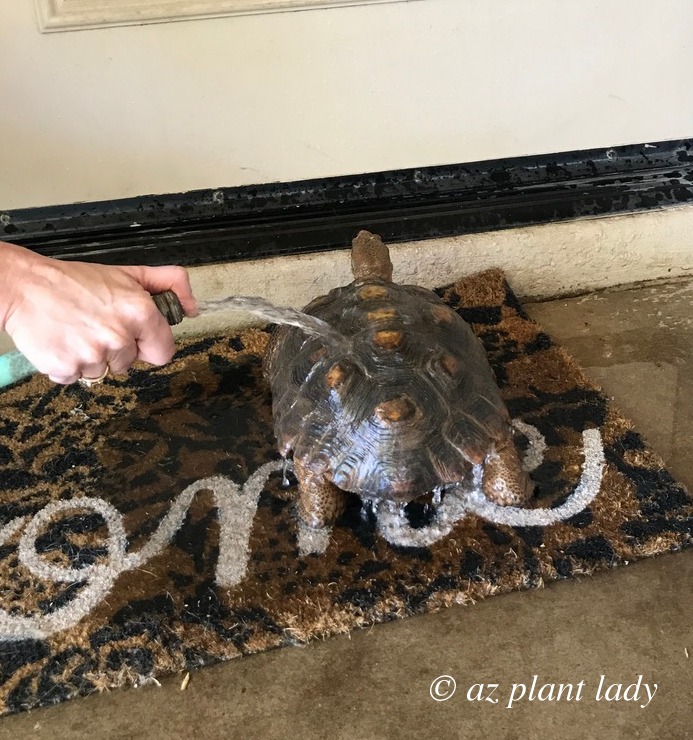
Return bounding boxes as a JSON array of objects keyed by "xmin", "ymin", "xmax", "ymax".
[{"xmin": 2, "ymin": 138, "xmax": 692, "ymax": 267}]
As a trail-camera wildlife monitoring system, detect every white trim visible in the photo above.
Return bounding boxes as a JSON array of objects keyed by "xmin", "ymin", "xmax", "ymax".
[{"xmin": 34, "ymin": 0, "xmax": 412, "ymax": 32}]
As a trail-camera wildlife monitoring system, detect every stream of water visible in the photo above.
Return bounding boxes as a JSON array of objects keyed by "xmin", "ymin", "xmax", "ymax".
[{"xmin": 196, "ymin": 296, "xmax": 346, "ymax": 349}]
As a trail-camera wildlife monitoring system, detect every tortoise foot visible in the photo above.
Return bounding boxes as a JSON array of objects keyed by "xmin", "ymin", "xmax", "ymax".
[
  {"xmin": 481, "ymin": 439, "xmax": 534, "ymax": 506},
  {"xmin": 294, "ymin": 460, "xmax": 348, "ymax": 529}
]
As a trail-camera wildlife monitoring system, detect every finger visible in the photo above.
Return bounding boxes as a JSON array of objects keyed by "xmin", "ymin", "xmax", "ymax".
[
  {"xmin": 48, "ymin": 373, "xmax": 80, "ymax": 385},
  {"xmin": 107, "ymin": 342, "xmax": 138, "ymax": 376},
  {"xmin": 122, "ymin": 265, "xmax": 198, "ymax": 317},
  {"xmin": 79, "ymin": 362, "xmax": 110, "ymax": 381},
  {"xmin": 135, "ymin": 310, "xmax": 176, "ymax": 366},
  {"xmin": 22, "ymin": 346, "xmax": 80, "ymax": 384}
]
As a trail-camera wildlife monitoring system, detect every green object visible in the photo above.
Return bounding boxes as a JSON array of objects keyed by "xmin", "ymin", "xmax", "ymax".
[{"xmin": 0, "ymin": 350, "xmax": 37, "ymax": 389}]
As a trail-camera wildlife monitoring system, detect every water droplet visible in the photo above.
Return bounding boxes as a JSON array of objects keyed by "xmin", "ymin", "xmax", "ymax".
[
  {"xmin": 433, "ymin": 486, "xmax": 444, "ymax": 505},
  {"xmin": 360, "ymin": 499, "xmax": 372, "ymax": 521}
]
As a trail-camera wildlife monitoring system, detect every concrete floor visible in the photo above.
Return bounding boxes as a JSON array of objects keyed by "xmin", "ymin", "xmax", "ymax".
[{"xmin": 1, "ymin": 278, "xmax": 692, "ymax": 740}]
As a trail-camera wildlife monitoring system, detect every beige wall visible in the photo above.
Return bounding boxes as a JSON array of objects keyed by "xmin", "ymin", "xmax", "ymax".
[{"xmin": 1, "ymin": 0, "xmax": 693, "ymax": 210}]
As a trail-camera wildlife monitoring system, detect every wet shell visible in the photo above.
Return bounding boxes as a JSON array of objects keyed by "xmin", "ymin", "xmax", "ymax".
[{"xmin": 264, "ymin": 275, "xmax": 511, "ymax": 502}]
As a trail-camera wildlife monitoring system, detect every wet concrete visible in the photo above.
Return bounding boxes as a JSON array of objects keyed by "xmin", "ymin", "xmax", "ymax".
[{"xmin": 1, "ymin": 278, "xmax": 692, "ymax": 740}]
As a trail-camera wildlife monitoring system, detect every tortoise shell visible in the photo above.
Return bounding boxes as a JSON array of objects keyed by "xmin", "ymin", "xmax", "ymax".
[{"xmin": 264, "ymin": 235, "xmax": 513, "ymax": 504}]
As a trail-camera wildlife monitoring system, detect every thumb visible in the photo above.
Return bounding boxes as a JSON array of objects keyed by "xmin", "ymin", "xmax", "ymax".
[{"xmin": 122, "ymin": 265, "xmax": 198, "ymax": 317}]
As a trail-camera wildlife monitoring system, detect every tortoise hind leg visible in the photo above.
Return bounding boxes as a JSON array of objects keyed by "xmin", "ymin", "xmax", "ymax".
[
  {"xmin": 481, "ymin": 436, "xmax": 534, "ymax": 506},
  {"xmin": 294, "ymin": 460, "xmax": 348, "ymax": 529}
]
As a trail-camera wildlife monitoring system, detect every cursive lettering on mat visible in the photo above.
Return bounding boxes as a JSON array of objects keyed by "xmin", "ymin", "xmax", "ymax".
[{"xmin": 0, "ymin": 425, "xmax": 603, "ymax": 640}]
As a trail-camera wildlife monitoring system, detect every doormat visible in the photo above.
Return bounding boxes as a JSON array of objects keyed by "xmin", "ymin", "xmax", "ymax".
[{"xmin": 0, "ymin": 269, "xmax": 691, "ymax": 716}]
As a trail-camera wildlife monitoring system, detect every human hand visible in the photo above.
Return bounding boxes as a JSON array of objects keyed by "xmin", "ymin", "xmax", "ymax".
[{"xmin": 0, "ymin": 243, "xmax": 197, "ymax": 384}]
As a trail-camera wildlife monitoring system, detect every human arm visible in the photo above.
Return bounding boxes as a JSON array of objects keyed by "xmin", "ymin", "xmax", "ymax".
[{"xmin": 0, "ymin": 240, "xmax": 197, "ymax": 384}]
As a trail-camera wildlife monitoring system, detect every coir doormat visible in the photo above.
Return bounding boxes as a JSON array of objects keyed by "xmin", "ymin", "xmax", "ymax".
[{"xmin": 0, "ymin": 269, "xmax": 691, "ymax": 716}]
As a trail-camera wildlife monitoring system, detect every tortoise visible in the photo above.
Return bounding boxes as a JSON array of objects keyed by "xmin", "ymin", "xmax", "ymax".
[{"xmin": 264, "ymin": 231, "xmax": 533, "ymax": 529}]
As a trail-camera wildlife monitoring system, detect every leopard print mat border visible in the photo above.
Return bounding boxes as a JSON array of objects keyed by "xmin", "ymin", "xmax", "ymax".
[{"xmin": 0, "ymin": 269, "xmax": 690, "ymax": 716}]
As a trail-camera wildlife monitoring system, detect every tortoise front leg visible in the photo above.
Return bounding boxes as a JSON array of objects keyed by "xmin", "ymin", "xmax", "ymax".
[
  {"xmin": 293, "ymin": 459, "xmax": 348, "ymax": 529},
  {"xmin": 481, "ymin": 436, "xmax": 534, "ymax": 506}
]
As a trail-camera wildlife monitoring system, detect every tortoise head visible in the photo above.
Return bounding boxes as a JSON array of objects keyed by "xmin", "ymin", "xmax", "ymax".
[{"xmin": 351, "ymin": 231, "xmax": 393, "ymax": 283}]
